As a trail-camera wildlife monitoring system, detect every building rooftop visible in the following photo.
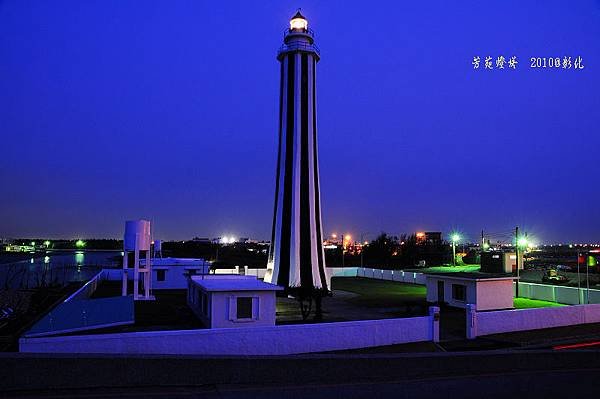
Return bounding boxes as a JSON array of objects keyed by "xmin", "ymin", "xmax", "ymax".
[{"xmin": 190, "ymin": 276, "xmax": 284, "ymax": 292}]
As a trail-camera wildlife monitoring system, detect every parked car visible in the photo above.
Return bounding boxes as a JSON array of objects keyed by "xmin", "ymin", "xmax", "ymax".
[{"xmin": 542, "ymin": 269, "xmax": 570, "ymax": 284}]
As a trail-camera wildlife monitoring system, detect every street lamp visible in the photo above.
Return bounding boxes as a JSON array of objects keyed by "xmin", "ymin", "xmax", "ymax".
[
  {"xmin": 451, "ymin": 233, "xmax": 461, "ymax": 266},
  {"xmin": 515, "ymin": 232, "xmax": 528, "ymax": 297},
  {"xmin": 342, "ymin": 234, "xmax": 351, "ymax": 268}
]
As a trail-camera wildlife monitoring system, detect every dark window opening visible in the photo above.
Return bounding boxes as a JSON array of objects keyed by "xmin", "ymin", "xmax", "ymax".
[
  {"xmin": 236, "ymin": 297, "xmax": 253, "ymax": 319},
  {"xmin": 452, "ymin": 284, "xmax": 466, "ymax": 301},
  {"xmin": 156, "ymin": 269, "xmax": 166, "ymax": 282}
]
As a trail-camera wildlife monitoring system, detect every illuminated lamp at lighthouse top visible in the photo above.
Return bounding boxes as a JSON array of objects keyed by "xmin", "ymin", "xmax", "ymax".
[
  {"xmin": 290, "ymin": 10, "xmax": 308, "ymax": 31},
  {"xmin": 277, "ymin": 10, "xmax": 320, "ymax": 61}
]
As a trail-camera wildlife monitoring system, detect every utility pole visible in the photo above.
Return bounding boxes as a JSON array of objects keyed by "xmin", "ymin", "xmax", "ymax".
[
  {"xmin": 586, "ymin": 252, "xmax": 590, "ymax": 304},
  {"xmin": 577, "ymin": 252, "xmax": 581, "ymax": 304},
  {"xmin": 452, "ymin": 240, "xmax": 456, "ymax": 266},
  {"xmin": 515, "ymin": 226, "xmax": 520, "ymax": 298}
]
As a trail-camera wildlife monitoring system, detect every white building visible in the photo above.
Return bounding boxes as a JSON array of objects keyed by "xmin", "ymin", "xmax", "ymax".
[
  {"xmin": 426, "ymin": 273, "xmax": 517, "ymax": 311},
  {"xmin": 188, "ymin": 276, "xmax": 282, "ymax": 328},
  {"xmin": 141, "ymin": 257, "xmax": 211, "ymax": 290}
]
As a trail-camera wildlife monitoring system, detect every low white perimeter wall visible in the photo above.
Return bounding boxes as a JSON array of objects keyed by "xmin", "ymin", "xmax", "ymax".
[
  {"xmin": 516, "ymin": 282, "xmax": 600, "ymax": 305},
  {"xmin": 468, "ymin": 303, "xmax": 600, "ymax": 338},
  {"xmin": 20, "ymin": 311, "xmax": 439, "ymax": 355},
  {"xmin": 357, "ymin": 268, "xmax": 426, "ymax": 285}
]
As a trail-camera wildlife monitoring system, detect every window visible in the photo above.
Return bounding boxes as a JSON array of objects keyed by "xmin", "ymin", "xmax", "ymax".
[
  {"xmin": 156, "ymin": 269, "xmax": 166, "ymax": 282},
  {"xmin": 236, "ymin": 297, "xmax": 253, "ymax": 319},
  {"xmin": 452, "ymin": 284, "xmax": 466, "ymax": 302}
]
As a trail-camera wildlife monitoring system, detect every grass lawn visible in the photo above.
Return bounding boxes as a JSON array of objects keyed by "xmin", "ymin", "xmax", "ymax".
[
  {"xmin": 513, "ymin": 297, "xmax": 565, "ymax": 309},
  {"xmin": 419, "ymin": 265, "xmax": 481, "ymax": 273},
  {"xmin": 331, "ymin": 277, "xmax": 426, "ymax": 308}
]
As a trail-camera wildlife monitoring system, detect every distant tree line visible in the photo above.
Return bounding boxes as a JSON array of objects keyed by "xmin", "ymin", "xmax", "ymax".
[{"xmin": 326, "ymin": 233, "xmax": 451, "ymax": 269}]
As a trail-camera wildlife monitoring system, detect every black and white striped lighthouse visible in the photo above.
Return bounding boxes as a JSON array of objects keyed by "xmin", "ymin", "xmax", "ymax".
[{"xmin": 265, "ymin": 11, "xmax": 329, "ymax": 300}]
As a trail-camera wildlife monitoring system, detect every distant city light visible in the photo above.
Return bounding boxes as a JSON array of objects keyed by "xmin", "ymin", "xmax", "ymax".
[
  {"xmin": 344, "ymin": 235, "xmax": 352, "ymax": 242},
  {"xmin": 30, "ymin": 241, "xmax": 36, "ymax": 246},
  {"xmin": 331, "ymin": 233, "xmax": 337, "ymax": 239},
  {"xmin": 44, "ymin": 240, "xmax": 51, "ymax": 247},
  {"xmin": 75, "ymin": 239, "xmax": 85, "ymax": 248},
  {"xmin": 451, "ymin": 233, "xmax": 461, "ymax": 243},
  {"xmin": 483, "ymin": 242, "xmax": 490, "ymax": 250},
  {"xmin": 517, "ymin": 237, "xmax": 528, "ymax": 248},
  {"xmin": 221, "ymin": 236, "xmax": 237, "ymax": 244}
]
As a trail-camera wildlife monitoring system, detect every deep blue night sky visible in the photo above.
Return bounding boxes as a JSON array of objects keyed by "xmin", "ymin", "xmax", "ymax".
[{"xmin": 1, "ymin": 1, "xmax": 599, "ymax": 243}]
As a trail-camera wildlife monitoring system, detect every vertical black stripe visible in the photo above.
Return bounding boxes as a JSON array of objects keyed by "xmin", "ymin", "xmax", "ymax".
[
  {"xmin": 268, "ymin": 61, "xmax": 284, "ymax": 264},
  {"xmin": 313, "ymin": 56, "xmax": 327, "ymax": 290},
  {"xmin": 278, "ymin": 54, "xmax": 295, "ymax": 287},
  {"xmin": 299, "ymin": 54, "xmax": 312, "ymax": 289}
]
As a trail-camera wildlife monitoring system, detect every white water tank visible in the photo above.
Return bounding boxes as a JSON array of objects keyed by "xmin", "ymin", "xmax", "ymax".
[{"xmin": 124, "ymin": 220, "xmax": 151, "ymax": 251}]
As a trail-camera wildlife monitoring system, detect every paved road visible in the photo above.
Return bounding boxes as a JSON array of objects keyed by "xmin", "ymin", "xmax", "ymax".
[{"xmin": 6, "ymin": 368, "xmax": 600, "ymax": 398}]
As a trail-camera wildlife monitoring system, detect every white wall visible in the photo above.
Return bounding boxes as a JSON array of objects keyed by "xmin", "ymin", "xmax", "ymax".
[
  {"xmin": 476, "ymin": 280, "xmax": 514, "ymax": 311},
  {"xmin": 426, "ymin": 277, "xmax": 475, "ymax": 308},
  {"xmin": 426, "ymin": 277, "xmax": 514, "ymax": 311},
  {"xmin": 106, "ymin": 266, "xmax": 209, "ymax": 290},
  {"xmin": 355, "ymin": 268, "xmax": 426, "ymax": 285},
  {"xmin": 20, "ymin": 309, "xmax": 440, "ymax": 355},
  {"xmin": 467, "ymin": 303, "xmax": 600, "ymax": 338},
  {"xmin": 516, "ymin": 282, "xmax": 600, "ymax": 305},
  {"xmin": 209, "ymin": 291, "xmax": 277, "ymax": 329},
  {"xmin": 152, "ymin": 266, "xmax": 208, "ymax": 290}
]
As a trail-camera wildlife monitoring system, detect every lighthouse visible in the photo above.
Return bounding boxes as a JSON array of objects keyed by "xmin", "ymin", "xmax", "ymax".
[{"xmin": 265, "ymin": 11, "xmax": 329, "ymax": 309}]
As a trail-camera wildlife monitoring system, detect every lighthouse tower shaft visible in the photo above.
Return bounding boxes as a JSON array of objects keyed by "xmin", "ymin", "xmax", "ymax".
[{"xmin": 265, "ymin": 12, "xmax": 328, "ymax": 292}]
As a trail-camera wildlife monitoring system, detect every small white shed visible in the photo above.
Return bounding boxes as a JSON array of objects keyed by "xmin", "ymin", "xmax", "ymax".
[
  {"xmin": 188, "ymin": 276, "xmax": 283, "ymax": 328},
  {"xmin": 426, "ymin": 273, "xmax": 517, "ymax": 311}
]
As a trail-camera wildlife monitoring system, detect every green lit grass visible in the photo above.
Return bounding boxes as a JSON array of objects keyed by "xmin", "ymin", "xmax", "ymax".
[
  {"xmin": 514, "ymin": 298, "xmax": 565, "ymax": 309},
  {"xmin": 420, "ymin": 265, "xmax": 481, "ymax": 273},
  {"xmin": 331, "ymin": 277, "xmax": 426, "ymax": 307}
]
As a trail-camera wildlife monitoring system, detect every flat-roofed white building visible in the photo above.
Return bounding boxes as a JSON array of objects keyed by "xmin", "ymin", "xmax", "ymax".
[
  {"xmin": 426, "ymin": 273, "xmax": 517, "ymax": 311},
  {"xmin": 140, "ymin": 257, "xmax": 211, "ymax": 290},
  {"xmin": 188, "ymin": 276, "xmax": 282, "ymax": 328}
]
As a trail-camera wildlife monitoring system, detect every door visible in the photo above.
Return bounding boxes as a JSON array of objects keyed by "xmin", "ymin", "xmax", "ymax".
[{"xmin": 437, "ymin": 281, "xmax": 445, "ymax": 303}]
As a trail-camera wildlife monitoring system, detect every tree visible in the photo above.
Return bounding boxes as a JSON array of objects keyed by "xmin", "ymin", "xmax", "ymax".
[{"xmin": 363, "ymin": 233, "xmax": 401, "ymax": 268}]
